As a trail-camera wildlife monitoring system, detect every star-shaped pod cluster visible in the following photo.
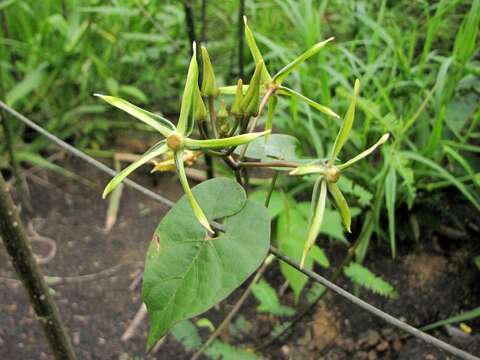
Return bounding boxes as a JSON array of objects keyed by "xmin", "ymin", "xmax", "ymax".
[{"xmin": 96, "ymin": 44, "xmax": 268, "ymax": 233}]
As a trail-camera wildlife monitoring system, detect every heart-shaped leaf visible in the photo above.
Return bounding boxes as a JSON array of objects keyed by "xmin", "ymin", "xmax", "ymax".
[{"xmin": 142, "ymin": 178, "xmax": 271, "ymax": 348}]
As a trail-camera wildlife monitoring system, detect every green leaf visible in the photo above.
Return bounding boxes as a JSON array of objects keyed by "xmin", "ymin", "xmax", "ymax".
[
  {"xmin": 102, "ymin": 141, "xmax": 167, "ymax": 198},
  {"xmin": 119, "ymin": 85, "xmax": 148, "ymax": 103},
  {"xmin": 206, "ymin": 341, "xmax": 260, "ymax": 360},
  {"xmin": 174, "ymin": 151, "xmax": 212, "ymax": 233},
  {"xmin": 177, "ymin": 43, "xmax": 199, "ymax": 135},
  {"xmin": 234, "ymin": 134, "xmax": 305, "ymax": 164},
  {"xmin": 243, "ymin": 16, "xmax": 271, "ymax": 84},
  {"xmin": 338, "ymin": 134, "xmax": 390, "ymax": 170},
  {"xmin": 329, "ymin": 79, "xmax": 359, "ymax": 164},
  {"xmin": 403, "ymin": 151, "xmax": 480, "ymax": 210},
  {"xmin": 171, "ymin": 320, "xmax": 202, "ymax": 351},
  {"xmin": 249, "ymin": 190, "xmax": 284, "ymax": 219},
  {"xmin": 302, "ymin": 179, "xmax": 327, "ymax": 268},
  {"xmin": 273, "ymin": 37, "xmax": 334, "ymax": 84},
  {"xmin": 278, "ymin": 86, "xmax": 339, "ymax": 118},
  {"xmin": 385, "ymin": 167, "xmax": 397, "ymax": 258},
  {"xmin": 337, "ymin": 177, "xmax": 373, "ymax": 207},
  {"xmin": 344, "ymin": 263, "xmax": 398, "ymax": 298},
  {"xmin": 143, "ymin": 178, "xmax": 270, "ymax": 348},
  {"xmin": 474, "ymin": 256, "xmax": 480, "ymax": 271},
  {"xmin": 327, "ymin": 183, "xmax": 351, "ymax": 232},
  {"xmin": 184, "ymin": 131, "xmax": 269, "ymax": 150},
  {"xmin": 6, "ymin": 63, "xmax": 47, "ymax": 107},
  {"xmin": 94, "ymin": 94, "xmax": 175, "ymax": 137},
  {"xmin": 251, "ymin": 280, "xmax": 295, "ymax": 316}
]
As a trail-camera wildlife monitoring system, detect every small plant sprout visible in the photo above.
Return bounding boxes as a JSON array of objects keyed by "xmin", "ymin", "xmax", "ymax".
[
  {"xmin": 290, "ymin": 80, "xmax": 390, "ymax": 267},
  {"xmin": 96, "ymin": 43, "xmax": 269, "ymax": 233}
]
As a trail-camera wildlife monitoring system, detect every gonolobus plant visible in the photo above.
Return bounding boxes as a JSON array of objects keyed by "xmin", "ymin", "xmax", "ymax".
[{"xmin": 97, "ymin": 18, "xmax": 389, "ymax": 349}]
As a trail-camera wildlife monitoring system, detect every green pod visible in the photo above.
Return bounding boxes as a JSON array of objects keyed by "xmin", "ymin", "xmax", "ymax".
[
  {"xmin": 217, "ymin": 99, "xmax": 229, "ymax": 120},
  {"xmin": 231, "ymin": 79, "xmax": 244, "ymax": 116},
  {"xmin": 193, "ymin": 85, "xmax": 208, "ymax": 122},
  {"xmin": 240, "ymin": 60, "xmax": 263, "ymax": 117},
  {"xmin": 201, "ymin": 46, "xmax": 219, "ymax": 98}
]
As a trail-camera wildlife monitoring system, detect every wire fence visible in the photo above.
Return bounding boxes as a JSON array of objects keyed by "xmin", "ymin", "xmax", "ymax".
[{"xmin": 1, "ymin": 100, "xmax": 479, "ymax": 360}]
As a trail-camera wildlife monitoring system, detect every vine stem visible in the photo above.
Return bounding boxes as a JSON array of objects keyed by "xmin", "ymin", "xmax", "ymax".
[
  {"xmin": 191, "ymin": 172, "xmax": 280, "ymax": 359},
  {"xmin": 0, "ymin": 172, "xmax": 76, "ymax": 360}
]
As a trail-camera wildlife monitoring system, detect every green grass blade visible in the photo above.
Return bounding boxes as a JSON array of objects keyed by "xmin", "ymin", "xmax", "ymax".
[
  {"xmin": 103, "ymin": 141, "xmax": 168, "ymax": 198},
  {"xmin": 327, "ymin": 182, "xmax": 351, "ymax": 233},
  {"xmin": 385, "ymin": 167, "xmax": 397, "ymax": 258},
  {"xmin": 422, "ymin": 307, "xmax": 480, "ymax": 332},
  {"xmin": 94, "ymin": 94, "xmax": 175, "ymax": 137},
  {"xmin": 174, "ymin": 151, "xmax": 213, "ymax": 233},
  {"xmin": 329, "ymin": 79, "xmax": 359, "ymax": 164},
  {"xmin": 403, "ymin": 151, "xmax": 480, "ymax": 210},
  {"xmin": 273, "ymin": 37, "xmax": 334, "ymax": 84}
]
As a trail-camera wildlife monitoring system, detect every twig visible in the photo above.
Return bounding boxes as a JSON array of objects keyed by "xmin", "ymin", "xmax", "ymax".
[
  {"xmin": 0, "ymin": 172, "xmax": 76, "ymax": 360},
  {"xmin": 0, "ymin": 262, "xmax": 137, "ymax": 286},
  {"xmin": 121, "ymin": 303, "xmax": 148, "ymax": 342}
]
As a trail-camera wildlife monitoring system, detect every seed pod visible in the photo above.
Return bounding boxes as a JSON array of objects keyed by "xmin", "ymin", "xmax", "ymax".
[
  {"xmin": 231, "ymin": 79, "xmax": 244, "ymax": 116},
  {"xmin": 217, "ymin": 99, "xmax": 229, "ymax": 120},
  {"xmin": 193, "ymin": 85, "xmax": 207, "ymax": 122},
  {"xmin": 240, "ymin": 60, "xmax": 263, "ymax": 117},
  {"xmin": 201, "ymin": 46, "xmax": 218, "ymax": 98}
]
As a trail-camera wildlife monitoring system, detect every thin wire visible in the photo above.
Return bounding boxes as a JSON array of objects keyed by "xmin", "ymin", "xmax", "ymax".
[{"xmin": 1, "ymin": 100, "xmax": 478, "ymax": 360}]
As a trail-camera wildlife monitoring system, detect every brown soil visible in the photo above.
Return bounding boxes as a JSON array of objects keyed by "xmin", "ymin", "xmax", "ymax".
[{"xmin": 1, "ymin": 157, "xmax": 479, "ymax": 359}]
